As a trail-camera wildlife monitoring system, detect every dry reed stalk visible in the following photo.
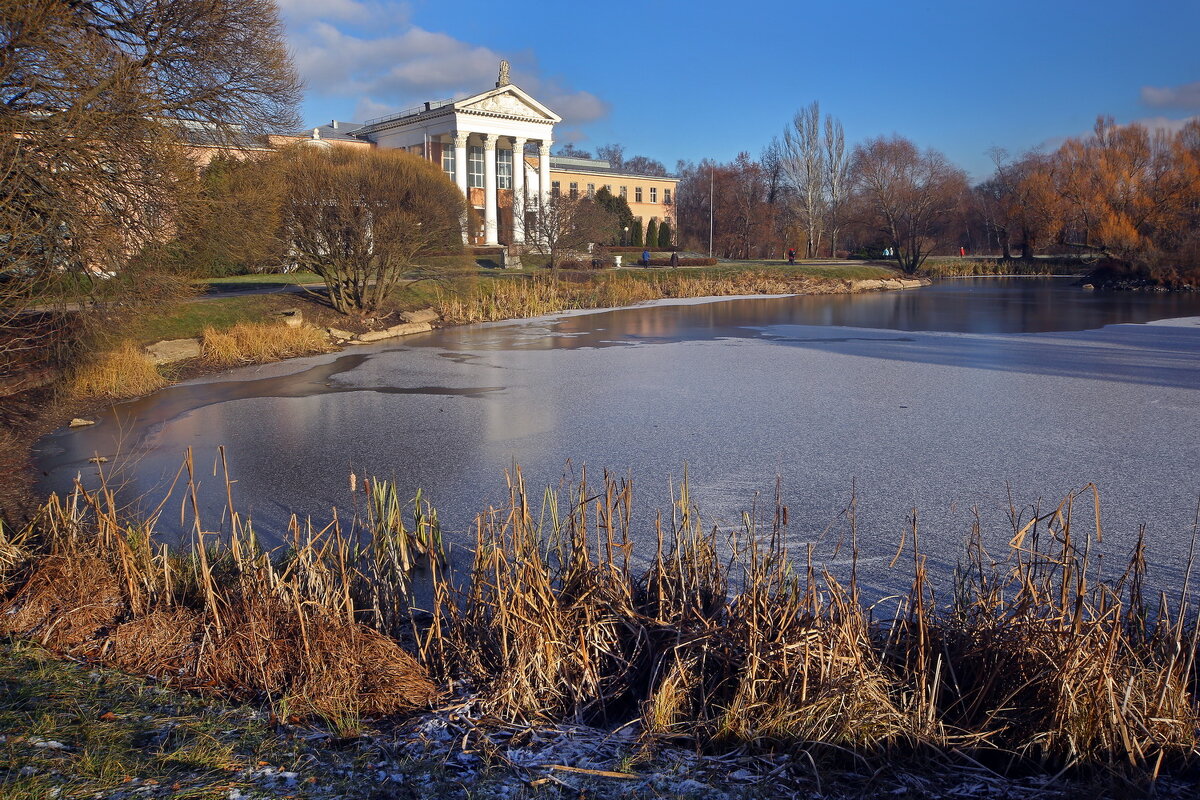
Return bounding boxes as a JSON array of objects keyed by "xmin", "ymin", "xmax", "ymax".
[
  {"xmin": 434, "ymin": 271, "xmax": 837, "ymax": 324},
  {"xmin": 201, "ymin": 321, "xmax": 328, "ymax": 366},
  {"xmin": 68, "ymin": 340, "xmax": 166, "ymax": 398},
  {"xmin": 894, "ymin": 489, "xmax": 1200, "ymax": 765},
  {"xmin": 2, "ymin": 463, "xmax": 438, "ymax": 720},
  {"xmin": 0, "ymin": 516, "xmax": 32, "ymax": 592},
  {"xmin": 0, "ymin": 553, "xmax": 124, "ymax": 651},
  {"xmin": 6, "ymin": 457, "xmax": 1199, "ymax": 770},
  {"xmin": 426, "ymin": 468, "xmax": 647, "ymax": 724}
]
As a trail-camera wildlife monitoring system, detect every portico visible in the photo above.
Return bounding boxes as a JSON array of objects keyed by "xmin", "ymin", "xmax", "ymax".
[{"xmin": 354, "ymin": 63, "xmax": 560, "ymax": 246}]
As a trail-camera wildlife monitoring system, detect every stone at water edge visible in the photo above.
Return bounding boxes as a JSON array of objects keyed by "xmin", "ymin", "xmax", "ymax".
[
  {"xmin": 355, "ymin": 322, "xmax": 434, "ymax": 343},
  {"xmin": 144, "ymin": 338, "xmax": 201, "ymax": 365},
  {"xmin": 68, "ymin": 418, "xmax": 96, "ymax": 428},
  {"xmin": 399, "ymin": 308, "xmax": 440, "ymax": 325},
  {"xmin": 326, "ymin": 327, "xmax": 355, "ymax": 341}
]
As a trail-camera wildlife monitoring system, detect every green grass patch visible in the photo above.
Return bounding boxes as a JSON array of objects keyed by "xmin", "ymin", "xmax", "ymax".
[
  {"xmin": 126, "ymin": 295, "xmax": 294, "ymax": 345},
  {"xmin": 196, "ymin": 271, "xmax": 322, "ymax": 287},
  {"xmin": 0, "ymin": 640, "xmax": 462, "ymax": 800}
]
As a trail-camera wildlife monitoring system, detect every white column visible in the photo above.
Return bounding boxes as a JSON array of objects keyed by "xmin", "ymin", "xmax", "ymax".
[
  {"xmin": 483, "ymin": 133, "xmax": 498, "ymax": 246},
  {"xmin": 452, "ymin": 132, "xmax": 468, "ymax": 196},
  {"xmin": 453, "ymin": 132, "xmax": 469, "ymax": 244},
  {"xmin": 538, "ymin": 139, "xmax": 552, "ymax": 208},
  {"xmin": 511, "ymin": 137, "xmax": 526, "ymax": 244}
]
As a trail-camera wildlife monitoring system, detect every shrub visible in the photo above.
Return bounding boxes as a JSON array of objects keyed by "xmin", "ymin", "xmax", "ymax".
[
  {"xmin": 201, "ymin": 321, "xmax": 328, "ymax": 366},
  {"xmin": 629, "ymin": 218, "xmax": 643, "ymax": 248},
  {"xmin": 68, "ymin": 341, "xmax": 166, "ymax": 399},
  {"xmin": 645, "ymin": 257, "xmax": 718, "ymax": 266}
]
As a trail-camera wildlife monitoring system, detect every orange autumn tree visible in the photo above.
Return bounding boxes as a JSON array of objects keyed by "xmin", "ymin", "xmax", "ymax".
[{"xmin": 1038, "ymin": 116, "xmax": 1200, "ymax": 285}]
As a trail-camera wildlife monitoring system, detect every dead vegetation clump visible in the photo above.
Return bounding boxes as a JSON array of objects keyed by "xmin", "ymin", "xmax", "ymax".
[
  {"xmin": 201, "ymin": 320, "xmax": 329, "ymax": 366},
  {"xmin": 67, "ymin": 340, "xmax": 167, "ymax": 399},
  {"xmin": 3, "ymin": 456, "xmax": 1199, "ymax": 777},
  {"xmin": 0, "ymin": 453, "xmax": 437, "ymax": 720},
  {"xmin": 105, "ymin": 607, "xmax": 203, "ymax": 676},
  {"xmin": 0, "ymin": 553, "xmax": 124, "ymax": 652},
  {"xmin": 434, "ymin": 271, "xmax": 840, "ymax": 324}
]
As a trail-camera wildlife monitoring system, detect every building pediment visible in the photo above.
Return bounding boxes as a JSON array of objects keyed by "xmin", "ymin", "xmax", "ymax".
[{"xmin": 454, "ymin": 85, "xmax": 561, "ymax": 124}]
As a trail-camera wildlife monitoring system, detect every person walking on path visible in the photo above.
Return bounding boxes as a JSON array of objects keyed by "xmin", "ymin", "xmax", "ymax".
[
  {"xmin": 787, "ymin": 248, "xmax": 796, "ymax": 265},
  {"xmin": 670, "ymin": 251, "xmax": 680, "ymax": 269},
  {"xmin": 642, "ymin": 248, "xmax": 651, "ymax": 267}
]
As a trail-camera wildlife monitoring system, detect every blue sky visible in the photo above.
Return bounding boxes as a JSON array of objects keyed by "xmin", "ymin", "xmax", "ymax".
[{"xmin": 279, "ymin": 0, "xmax": 1200, "ymax": 180}]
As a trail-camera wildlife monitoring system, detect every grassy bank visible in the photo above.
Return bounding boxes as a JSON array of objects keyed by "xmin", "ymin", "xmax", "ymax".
[
  {"xmin": 918, "ymin": 257, "xmax": 1091, "ymax": 278},
  {"xmin": 3, "ymin": 462, "xmax": 1199, "ymax": 788},
  {"xmin": 435, "ymin": 265, "xmax": 891, "ymax": 323}
]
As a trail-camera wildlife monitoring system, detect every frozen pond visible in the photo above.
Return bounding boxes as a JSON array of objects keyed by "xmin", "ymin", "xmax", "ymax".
[{"xmin": 37, "ymin": 278, "xmax": 1200, "ymax": 596}]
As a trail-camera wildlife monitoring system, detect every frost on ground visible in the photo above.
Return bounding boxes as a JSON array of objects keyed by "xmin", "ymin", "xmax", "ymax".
[{"xmin": 3, "ymin": 643, "xmax": 1197, "ymax": 800}]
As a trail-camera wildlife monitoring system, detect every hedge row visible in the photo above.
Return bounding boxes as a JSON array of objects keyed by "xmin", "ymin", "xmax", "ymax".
[{"xmin": 644, "ymin": 257, "xmax": 717, "ymax": 267}]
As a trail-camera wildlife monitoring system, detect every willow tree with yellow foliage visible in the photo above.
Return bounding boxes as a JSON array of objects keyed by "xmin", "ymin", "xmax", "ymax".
[{"xmin": 1035, "ymin": 117, "xmax": 1200, "ymax": 286}]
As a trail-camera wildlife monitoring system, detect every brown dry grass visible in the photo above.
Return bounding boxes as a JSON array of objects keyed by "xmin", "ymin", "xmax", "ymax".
[
  {"xmin": 0, "ymin": 554, "xmax": 124, "ymax": 652},
  {"xmin": 0, "ymin": 456, "xmax": 436, "ymax": 720},
  {"xmin": 200, "ymin": 321, "xmax": 329, "ymax": 366},
  {"xmin": 2, "ymin": 457, "xmax": 1198, "ymax": 774},
  {"xmin": 436, "ymin": 271, "xmax": 850, "ymax": 324},
  {"xmin": 67, "ymin": 340, "xmax": 167, "ymax": 399}
]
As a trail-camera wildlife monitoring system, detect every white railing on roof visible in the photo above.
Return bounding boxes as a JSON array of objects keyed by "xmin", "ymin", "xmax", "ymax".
[{"xmin": 363, "ymin": 99, "xmax": 453, "ymax": 128}]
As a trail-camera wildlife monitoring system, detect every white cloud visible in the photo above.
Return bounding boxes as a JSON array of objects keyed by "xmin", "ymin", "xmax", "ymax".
[
  {"xmin": 1035, "ymin": 114, "xmax": 1199, "ymax": 154},
  {"xmin": 353, "ymin": 97, "xmax": 398, "ymax": 122},
  {"xmin": 285, "ymin": 8, "xmax": 609, "ymax": 127},
  {"xmin": 276, "ymin": 0, "xmax": 376, "ymax": 24},
  {"xmin": 1140, "ymin": 81, "xmax": 1200, "ymax": 110},
  {"xmin": 1127, "ymin": 114, "xmax": 1200, "ymax": 135}
]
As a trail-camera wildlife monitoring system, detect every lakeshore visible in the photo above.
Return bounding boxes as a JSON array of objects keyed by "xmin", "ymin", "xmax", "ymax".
[{"xmin": 7, "ymin": 274, "xmax": 1200, "ymax": 797}]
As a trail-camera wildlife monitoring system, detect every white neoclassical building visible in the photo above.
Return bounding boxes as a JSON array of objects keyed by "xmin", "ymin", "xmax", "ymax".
[{"xmin": 352, "ymin": 63, "xmax": 560, "ymax": 246}]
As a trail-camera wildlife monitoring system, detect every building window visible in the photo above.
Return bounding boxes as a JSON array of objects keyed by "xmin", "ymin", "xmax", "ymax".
[
  {"xmin": 442, "ymin": 145, "xmax": 455, "ymax": 180},
  {"xmin": 569, "ymin": 182, "xmax": 578, "ymax": 199},
  {"xmin": 650, "ymin": 187, "xmax": 658, "ymax": 203},
  {"xmin": 497, "ymin": 148, "xmax": 513, "ymax": 189},
  {"xmin": 635, "ymin": 187, "xmax": 643, "ymax": 202},
  {"xmin": 551, "ymin": 180, "xmax": 560, "ymax": 197},
  {"xmin": 586, "ymin": 183, "xmax": 595, "ymax": 197},
  {"xmin": 468, "ymin": 145, "xmax": 484, "ymax": 188},
  {"xmin": 619, "ymin": 186, "xmax": 627, "ymax": 199},
  {"xmin": 604, "ymin": 184, "xmax": 612, "ymax": 193},
  {"xmin": 664, "ymin": 188, "xmax": 672, "ymax": 204}
]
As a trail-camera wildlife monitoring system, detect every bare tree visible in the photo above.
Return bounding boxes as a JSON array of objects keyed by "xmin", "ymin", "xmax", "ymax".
[
  {"xmin": 282, "ymin": 147, "xmax": 466, "ymax": 315},
  {"xmin": 623, "ymin": 155, "xmax": 669, "ymax": 177},
  {"xmin": 595, "ymin": 143, "xmax": 625, "ymax": 170},
  {"xmin": 823, "ymin": 115, "xmax": 848, "ymax": 257},
  {"xmin": 850, "ymin": 136, "xmax": 969, "ymax": 274},
  {"xmin": 780, "ymin": 102, "xmax": 826, "ymax": 258},
  {"xmin": 526, "ymin": 194, "xmax": 617, "ymax": 268},
  {"xmin": 0, "ymin": 0, "xmax": 301, "ymax": 377},
  {"xmin": 554, "ymin": 143, "xmax": 592, "ymax": 159}
]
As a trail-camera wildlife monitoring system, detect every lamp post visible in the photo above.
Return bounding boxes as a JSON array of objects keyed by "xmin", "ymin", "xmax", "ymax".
[{"xmin": 622, "ymin": 225, "xmax": 628, "ymax": 246}]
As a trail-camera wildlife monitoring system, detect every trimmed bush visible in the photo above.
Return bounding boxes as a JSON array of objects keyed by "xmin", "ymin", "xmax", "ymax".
[{"xmin": 644, "ymin": 257, "xmax": 718, "ymax": 266}]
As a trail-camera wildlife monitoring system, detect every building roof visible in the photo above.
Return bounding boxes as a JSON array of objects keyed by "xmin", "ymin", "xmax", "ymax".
[
  {"xmin": 354, "ymin": 84, "xmax": 561, "ymax": 138},
  {"xmin": 174, "ymin": 119, "xmax": 272, "ymax": 150},
  {"xmin": 291, "ymin": 120, "xmax": 368, "ymax": 142},
  {"xmin": 548, "ymin": 156, "xmax": 678, "ymax": 181}
]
